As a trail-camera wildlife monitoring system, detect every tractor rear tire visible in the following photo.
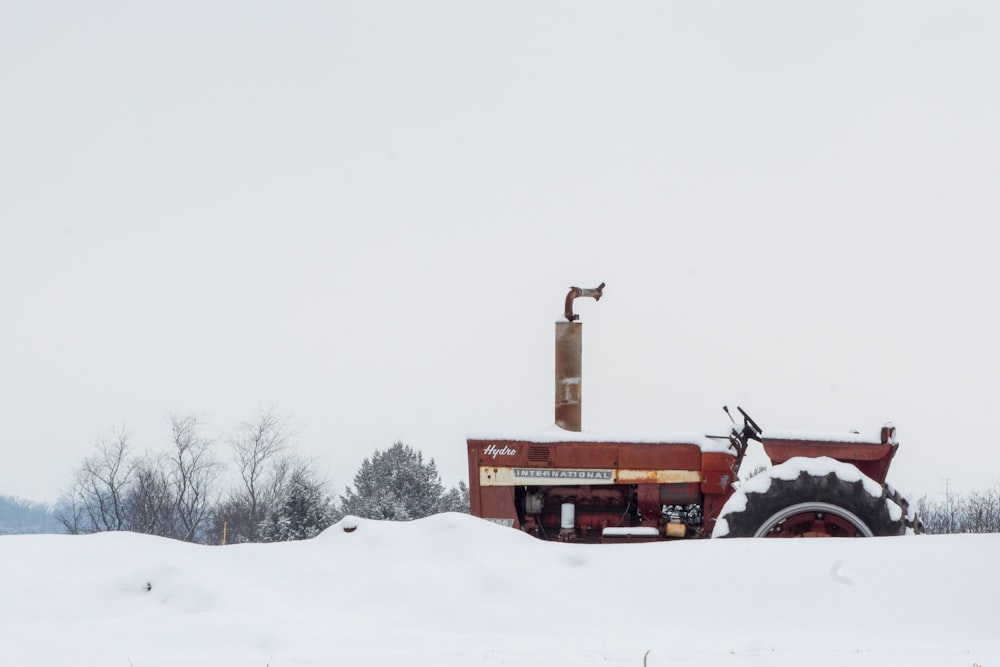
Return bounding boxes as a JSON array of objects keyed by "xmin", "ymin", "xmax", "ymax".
[
  {"xmin": 715, "ymin": 463, "xmax": 906, "ymax": 538},
  {"xmin": 886, "ymin": 484, "xmax": 924, "ymax": 534}
]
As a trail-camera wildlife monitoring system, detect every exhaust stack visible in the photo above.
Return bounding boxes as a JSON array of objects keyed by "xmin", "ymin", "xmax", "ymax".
[{"xmin": 555, "ymin": 283, "xmax": 604, "ymax": 432}]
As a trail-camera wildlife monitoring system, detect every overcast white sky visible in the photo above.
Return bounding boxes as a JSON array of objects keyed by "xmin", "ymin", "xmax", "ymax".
[{"xmin": 2, "ymin": 2, "xmax": 998, "ymax": 503}]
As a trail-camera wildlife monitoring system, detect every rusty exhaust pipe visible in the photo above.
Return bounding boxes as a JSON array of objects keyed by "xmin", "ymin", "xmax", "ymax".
[{"xmin": 555, "ymin": 283, "xmax": 604, "ymax": 432}]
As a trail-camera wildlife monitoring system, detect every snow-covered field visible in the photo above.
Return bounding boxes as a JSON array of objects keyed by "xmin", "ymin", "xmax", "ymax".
[{"xmin": 2, "ymin": 513, "xmax": 996, "ymax": 666}]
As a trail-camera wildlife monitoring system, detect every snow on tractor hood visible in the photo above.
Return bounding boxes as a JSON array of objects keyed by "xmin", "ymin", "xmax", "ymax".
[
  {"xmin": 467, "ymin": 424, "xmax": 894, "ymax": 456},
  {"xmin": 762, "ymin": 429, "xmax": 887, "ymax": 445},
  {"xmin": 466, "ymin": 424, "xmax": 738, "ymax": 454}
]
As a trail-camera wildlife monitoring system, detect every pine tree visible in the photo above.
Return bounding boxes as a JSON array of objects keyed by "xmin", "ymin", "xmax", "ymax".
[
  {"xmin": 339, "ymin": 441, "xmax": 454, "ymax": 520},
  {"xmin": 258, "ymin": 468, "xmax": 334, "ymax": 542},
  {"xmin": 438, "ymin": 480, "xmax": 470, "ymax": 513}
]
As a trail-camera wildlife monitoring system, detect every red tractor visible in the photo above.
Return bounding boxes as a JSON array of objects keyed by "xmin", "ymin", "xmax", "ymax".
[{"xmin": 467, "ymin": 284, "xmax": 921, "ymax": 540}]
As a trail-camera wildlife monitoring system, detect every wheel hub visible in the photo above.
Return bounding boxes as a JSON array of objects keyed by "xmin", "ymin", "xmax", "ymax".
[{"xmin": 753, "ymin": 502, "xmax": 875, "ymax": 538}]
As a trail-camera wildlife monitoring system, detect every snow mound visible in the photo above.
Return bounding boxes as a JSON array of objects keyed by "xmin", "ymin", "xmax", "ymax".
[{"xmin": 1, "ymin": 516, "xmax": 998, "ymax": 666}]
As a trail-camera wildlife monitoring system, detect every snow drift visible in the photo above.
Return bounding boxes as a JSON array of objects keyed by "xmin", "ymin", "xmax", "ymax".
[{"xmin": 1, "ymin": 513, "xmax": 996, "ymax": 666}]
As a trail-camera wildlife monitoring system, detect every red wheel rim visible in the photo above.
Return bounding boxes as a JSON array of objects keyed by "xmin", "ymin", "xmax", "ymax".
[{"xmin": 753, "ymin": 502, "xmax": 874, "ymax": 538}]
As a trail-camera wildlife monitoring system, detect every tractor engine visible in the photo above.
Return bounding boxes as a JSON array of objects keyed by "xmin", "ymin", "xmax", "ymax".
[
  {"xmin": 520, "ymin": 485, "xmax": 635, "ymax": 540},
  {"xmin": 466, "ymin": 435, "xmax": 739, "ymax": 542}
]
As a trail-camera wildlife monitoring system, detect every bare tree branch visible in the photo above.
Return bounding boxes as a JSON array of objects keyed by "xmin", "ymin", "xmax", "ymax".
[
  {"xmin": 213, "ymin": 406, "xmax": 298, "ymax": 543},
  {"xmin": 167, "ymin": 414, "xmax": 218, "ymax": 542},
  {"xmin": 56, "ymin": 427, "xmax": 136, "ymax": 533}
]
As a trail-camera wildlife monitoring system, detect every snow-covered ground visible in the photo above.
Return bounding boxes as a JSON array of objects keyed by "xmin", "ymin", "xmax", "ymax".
[{"xmin": 1, "ymin": 513, "xmax": 995, "ymax": 666}]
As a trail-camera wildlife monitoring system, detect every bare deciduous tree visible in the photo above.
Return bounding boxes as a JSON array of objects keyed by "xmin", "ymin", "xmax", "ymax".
[
  {"xmin": 56, "ymin": 412, "xmax": 479, "ymax": 545},
  {"xmin": 207, "ymin": 407, "xmax": 298, "ymax": 544},
  {"xmin": 125, "ymin": 455, "xmax": 175, "ymax": 536},
  {"xmin": 56, "ymin": 427, "xmax": 136, "ymax": 534},
  {"xmin": 915, "ymin": 482, "xmax": 1000, "ymax": 534},
  {"xmin": 958, "ymin": 484, "xmax": 1000, "ymax": 534},
  {"xmin": 167, "ymin": 414, "xmax": 218, "ymax": 542},
  {"xmin": 233, "ymin": 406, "xmax": 295, "ymax": 539}
]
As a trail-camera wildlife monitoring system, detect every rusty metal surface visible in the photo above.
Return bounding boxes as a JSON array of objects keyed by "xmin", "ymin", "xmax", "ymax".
[
  {"xmin": 615, "ymin": 469, "xmax": 702, "ymax": 484},
  {"xmin": 763, "ymin": 438, "xmax": 898, "ymax": 484},
  {"xmin": 469, "ymin": 439, "xmax": 704, "ymax": 470},
  {"xmin": 563, "ymin": 282, "xmax": 605, "ymax": 322},
  {"xmin": 701, "ymin": 451, "xmax": 736, "ymax": 471},
  {"xmin": 554, "ymin": 283, "xmax": 603, "ymax": 431},
  {"xmin": 758, "ymin": 510, "xmax": 868, "ymax": 537},
  {"xmin": 467, "ymin": 436, "xmax": 734, "ymax": 540},
  {"xmin": 618, "ymin": 442, "xmax": 703, "ymax": 469},
  {"xmin": 478, "ymin": 466, "xmax": 700, "ymax": 487},
  {"xmin": 554, "ymin": 322, "xmax": 583, "ymax": 431},
  {"xmin": 658, "ymin": 482, "xmax": 702, "ymax": 504},
  {"xmin": 636, "ymin": 485, "xmax": 661, "ymax": 525},
  {"xmin": 700, "ymin": 471, "xmax": 732, "ymax": 496},
  {"xmin": 476, "ymin": 486, "xmax": 518, "ymax": 527},
  {"xmin": 700, "ymin": 452, "xmax": 736, "ymax": 495}
]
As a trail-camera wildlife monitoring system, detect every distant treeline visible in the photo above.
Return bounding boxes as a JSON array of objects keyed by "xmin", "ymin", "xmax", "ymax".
[
  {"xmin": 914, "ymin": 484, "xmax": 1000, "ymax": 534},
  {"xmin": 50, "ymin": 407, "xmax": 468, "ymax": 544},
  {"xmin": 0, "ymin": 496, "xmax": 61, "ymax": 535},
  {"xmin": 8, "ymin": 484, "xmax": 1000, "ymax": 537},
  {"xmin": 4, "ymin": 418, "xmax": 998, "ymax": 538}
]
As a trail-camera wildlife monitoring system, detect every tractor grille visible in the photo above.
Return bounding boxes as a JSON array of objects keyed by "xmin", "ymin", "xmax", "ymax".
[{"xmin": 527, "ymin": 446, "xmax": 551, "ymax": 463}]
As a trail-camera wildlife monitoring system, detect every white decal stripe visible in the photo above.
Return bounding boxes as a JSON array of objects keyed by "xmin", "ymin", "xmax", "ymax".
[{"xmin": 479, "ymin": 467, "xmax": 701, "ymax": 487}]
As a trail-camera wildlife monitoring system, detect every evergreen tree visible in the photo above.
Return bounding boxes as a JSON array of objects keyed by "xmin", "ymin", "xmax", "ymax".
[
  {"xmin": 258, "ymin": 468, "xmax": 334, "ymax": 542},
  {"xmin": 339, "ymin": 441, "xmax": 454, "ymax": 520},
  {"xmin": 438, "ymin": 480, "xmax": 470, "ymax": 514}
]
